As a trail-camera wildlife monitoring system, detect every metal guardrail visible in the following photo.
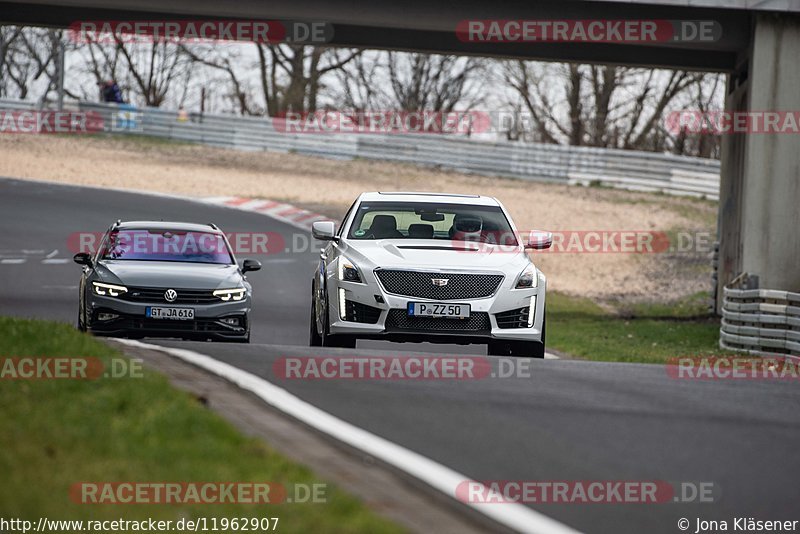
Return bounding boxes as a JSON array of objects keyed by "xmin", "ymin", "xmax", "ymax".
[
  {"xmin": 1, "ymin": 98, "xmax": 722, "ymax": 199},
  {"xmin": 721, "ymin": 286, "xmax": 800, "ymax": 357}
]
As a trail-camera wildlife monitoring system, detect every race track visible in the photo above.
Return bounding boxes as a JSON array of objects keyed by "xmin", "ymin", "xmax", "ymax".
[{"xmin": 2, "ymin": 177, "xmax": 799, "ymax": 534}]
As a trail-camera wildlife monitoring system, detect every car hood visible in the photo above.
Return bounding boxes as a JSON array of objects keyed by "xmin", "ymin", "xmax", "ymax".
[
  {"xmin": 343, "ymin": 239, "xmax": 530, "ymax": 271},
  {"xmin": 96, "ymin": 260, "xmax": 243, "ymax": 289}
]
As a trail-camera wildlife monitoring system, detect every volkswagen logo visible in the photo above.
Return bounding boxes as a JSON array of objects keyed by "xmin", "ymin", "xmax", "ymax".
[
  {"xmin": 431, "ymin": 278, "xmax": 449, "ymax": 286},
  {"xmin": 164, "ymin": 289, "xmax": 178, "ymax": 302}
]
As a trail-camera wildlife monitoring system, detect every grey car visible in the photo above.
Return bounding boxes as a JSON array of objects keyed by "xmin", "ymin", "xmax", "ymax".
[{"xmin": 74, "ymin": 220, "xmax": 261, "ymax": 342}]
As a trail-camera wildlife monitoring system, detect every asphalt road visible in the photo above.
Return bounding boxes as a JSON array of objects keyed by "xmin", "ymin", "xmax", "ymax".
[{"xmin": 2, "ymin": 177, "xmax": 799, "ymax": 534}]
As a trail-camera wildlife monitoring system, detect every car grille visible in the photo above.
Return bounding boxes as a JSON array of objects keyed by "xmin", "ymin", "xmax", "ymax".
[
  {"xmin": 495, "ymin": 307, "xmax": 530, "ymax": 329},
  {"xmin": 93, "ymin": 313, "xmax": 247, "ymax": 334},
  {"xmin": 344, "ymin": 301, "xmax": 382, "ymax": 324},
  {"xmin": 385, "ymin": 309, "xmax": 490, "ymax": 333},
  {"xmin": 120, "ymin": 287, "xmax": 219, "ymax": 304},
  {"xmin": 375, "ymin": 270, "xmax": 503, "ymax": 300}
]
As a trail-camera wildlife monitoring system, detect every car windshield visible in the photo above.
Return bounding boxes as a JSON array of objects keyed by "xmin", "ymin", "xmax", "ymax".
[
  {"xmin": 99, "ymin": 229, "xmax": 234, "ymax": 264},
  {"xmin": 347, "ymin": 201, "xmax": 518, "ymax": 245}
]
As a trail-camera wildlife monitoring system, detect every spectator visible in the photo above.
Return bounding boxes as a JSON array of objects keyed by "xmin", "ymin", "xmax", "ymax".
[{"xmin": 99, "ymin": 80, "xmax": 124, "ymax": 104}]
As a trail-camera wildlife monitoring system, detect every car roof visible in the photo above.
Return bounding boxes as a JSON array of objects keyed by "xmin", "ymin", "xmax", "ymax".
[
  {"xmin": 114, "ymin": 221, "xmax": 221, "ymax": 233},
  {"xmin": 359, "ymin": 192, "xmax": 500, "ymax": 206}
]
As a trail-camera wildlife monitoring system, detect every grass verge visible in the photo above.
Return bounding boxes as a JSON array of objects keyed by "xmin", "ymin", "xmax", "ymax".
[
  {"xmin": 547, "ymin": 292, "xmax": 727, "ymax": 363},
  {"xmin": 0, "ymin": 316, "xmax": 402, "ymax": 533}
]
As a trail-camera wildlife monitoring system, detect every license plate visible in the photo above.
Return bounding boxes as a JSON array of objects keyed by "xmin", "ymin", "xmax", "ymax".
[
  {"xmin": 146, "ymin": 307, "xmax": 195, "ymax": 320},
  {"xmin": 407, "ymin": 302, "xmax": 470, "ymax": 318}
]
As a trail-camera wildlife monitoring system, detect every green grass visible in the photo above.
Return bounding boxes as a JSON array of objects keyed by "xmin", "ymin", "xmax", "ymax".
[
  {"xmin": 547, "ymin": 292, "xmax": 728, "ymax": 363},
  {"xmin": 0, "ymin": 317, "xmax": 403, "ymax": 533}
]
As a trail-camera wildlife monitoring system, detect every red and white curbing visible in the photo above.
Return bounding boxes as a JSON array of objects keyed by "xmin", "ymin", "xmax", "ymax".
[{"xmin": 200, "ymin": 196, "xmax": 330, "ymax": 232}]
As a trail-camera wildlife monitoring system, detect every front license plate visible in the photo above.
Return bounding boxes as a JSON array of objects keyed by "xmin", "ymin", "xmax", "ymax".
[
  {"xmin": 407, "ymin": 302, "xmax": 470, "ymax": 319},
  {"xmin": 146, "ymin": 307, "xmax": 195, "ymax": 320}
]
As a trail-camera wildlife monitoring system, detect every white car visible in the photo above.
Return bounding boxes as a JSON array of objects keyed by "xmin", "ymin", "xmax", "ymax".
[{"xmin": 309, "ymin": 192, "xmax": 552, "ymax": 357}]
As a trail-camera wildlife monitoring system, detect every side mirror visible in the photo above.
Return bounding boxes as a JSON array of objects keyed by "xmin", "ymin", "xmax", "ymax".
[
  {"xmin": 73, "ymin": 252, "xmax": 93, "ymax": 266},
  {"xmin": 242, "ymin": 259, "xmax": 262, "ymax": 273},
  {"xmin": 312, "ymin": 221, "xmax": 336, "ymax": 241},
  {"xmin": 524, "ymin": 230, "xmax": 553, "ymax": 250}
]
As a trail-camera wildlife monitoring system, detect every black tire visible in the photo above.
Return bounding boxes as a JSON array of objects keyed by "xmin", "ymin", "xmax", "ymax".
[
  {"xmin": 495, "ymin": 314, "xmax": 546, "ymax": 358},
  {"xmin": 77, "ymin": 303, "xmax": 86, "ymax": 332},
  {"xmin": 77, "ymin": 289, "xmax": 88, "ymax": 332},
  {"xmin": 309, "ymin": 295, "xmax": 323, "ymax": 347},
  {"xmin": 509, "ymin": 340, "xmax": 545, "ymax": 358},
  {"xmin": 540, "ymin": 313, "xmax": 547, "ymax": 346},
  {"xmin": 487, "ymin": 340, "xmax": 512, "ymax": 356},
  {"xmin": 319, "ymin": 293, "xmax": 356, "ymax": 348},
  {"xmin": 325, "ymin": 334, "xmax": 357, "ymax": 348},
  {"xmin": 230, "ymin": 333, "xmax": 250, "ymax": 344}
]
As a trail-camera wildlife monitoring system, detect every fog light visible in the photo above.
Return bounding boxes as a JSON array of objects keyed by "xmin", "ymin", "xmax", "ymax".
[
  {"xmin": 97, "ymin": 312, "xmax": 119, "ymax": 322},
  {"xmin": 527, "ymin": 296, "xmax": 536, "ymax": 328},
  {"xmin": 221, "ymin": 317, "xmax": 240, "ymax": 326}
]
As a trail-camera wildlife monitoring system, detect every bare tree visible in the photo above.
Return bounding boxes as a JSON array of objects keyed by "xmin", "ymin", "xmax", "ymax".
[
  {"xmin": 254, "ymin": 44, "xmax": 361, "ymax": 116},
  {"xmin": 75, "ymin": 36, "xmax": 195, "ymax": 106},
  {"xmin": 0, "ymin": 26, "xmax": 67, "ymax": 101},
  {"xmin": 501, "ymin": 60, "xmax": 710, "ymax": 153}
]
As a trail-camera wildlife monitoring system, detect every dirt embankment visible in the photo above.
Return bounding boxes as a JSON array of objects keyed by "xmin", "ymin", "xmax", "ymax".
[{"xmin": 0, "ymin": 134, "xmax": 717, "ymax": 304}]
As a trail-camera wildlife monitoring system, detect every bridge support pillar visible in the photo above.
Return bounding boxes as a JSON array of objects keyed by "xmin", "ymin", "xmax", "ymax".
[{"xmin": 718, "ymin": 13, "xmax": 800, "ymax": 300}]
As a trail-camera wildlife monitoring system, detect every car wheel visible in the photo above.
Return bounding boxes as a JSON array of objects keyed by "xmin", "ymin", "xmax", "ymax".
[
  {"xmin": 487, "ymin": 340, "xmax": 512, "ymax": 356},
  {"xmin": 230, "ymin": 333, "xmax": 250, "ymax": 343},
  {"xmin": 320, "ymin": 294, "xmax": 356, "ymax": 348},
  {"xmin": 77, "ymin": 296, "xmax": 87, "ymax": 332},
  {"xmin": 511, "ymin": 340, "xmax": 545, "ymax": 358},
  {"xmin": 511, "ymin": 314, "xmax": 546, "ymax": 358},
  {"xmin": 309, "ymin": 293, "xmax": 323, "ymax": 347},
  {"xmin": 326, "ymin": 334, "xmax": 356, "ymax": 348}
]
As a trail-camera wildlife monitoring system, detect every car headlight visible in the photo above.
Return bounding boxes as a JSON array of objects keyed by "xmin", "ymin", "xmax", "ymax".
[
  {"xmin": 514, "ymin": 264, "xmax": 538, "ymax": 289},
  {"xmin": 213, "ymin": 288, "xmax": 246, "ymax": 301},
  {"xmin": 338, "ymin": 257, "xmax": 362, "ymax": 283},
  {"xmin": 92, "ymin": 282, "xmax": 128, "ymax": 297}
]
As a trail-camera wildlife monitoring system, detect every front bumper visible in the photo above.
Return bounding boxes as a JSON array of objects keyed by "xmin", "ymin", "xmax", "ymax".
[
  {"xmin": 328, "ymin": 271, "xmax": 546, "ymax": 344},
  {"xmin": 86, "ymin": 294, "xmax": 250, "ymax": 340}
]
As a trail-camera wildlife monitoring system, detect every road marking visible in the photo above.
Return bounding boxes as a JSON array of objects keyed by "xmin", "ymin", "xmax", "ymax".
[
  {"xmin": 41, "ymin": 259, "xmax": 70, "ymax": 264},
  {"xmin": 0, "ymin": 258, "xmax": 26, "ymax": 264},
  {"xmin": 116, "ymin": 339, "xmax": 579, "ymax": 534}
]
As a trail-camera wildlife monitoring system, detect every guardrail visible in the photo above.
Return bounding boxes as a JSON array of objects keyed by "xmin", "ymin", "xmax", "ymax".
[
  {"xmin": 721, "ymin": 286, "xmax": 800, "ymax": 357},
  {"xmin": 0, "ymin": 98, "xmax": 721, "ymax": 199}
]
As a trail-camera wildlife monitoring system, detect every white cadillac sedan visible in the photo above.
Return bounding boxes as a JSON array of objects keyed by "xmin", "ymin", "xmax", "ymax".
[{"xmin": 309, "ymin": 192, "xmax": 552, "ymax": 357}]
